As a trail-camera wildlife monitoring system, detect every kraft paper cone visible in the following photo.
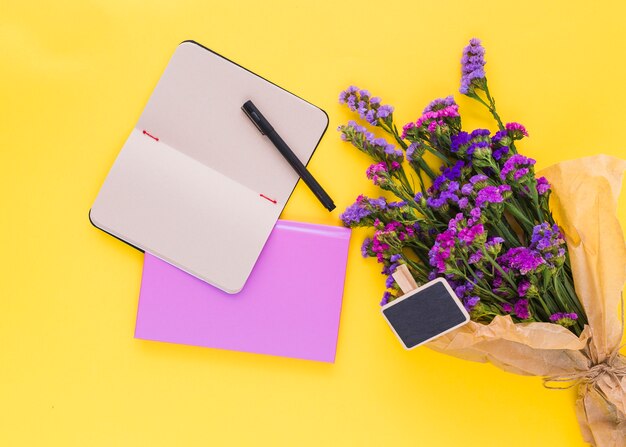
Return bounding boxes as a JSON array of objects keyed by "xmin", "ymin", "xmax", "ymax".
[{"xmin": 428, "ymin": 155, "xmax": 626, "ymax": 446}]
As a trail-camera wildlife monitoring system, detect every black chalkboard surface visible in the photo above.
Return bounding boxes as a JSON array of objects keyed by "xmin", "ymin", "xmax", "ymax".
[{"xmin": 381, "ymin": 279, "xmax": 469, "ymax": 349}]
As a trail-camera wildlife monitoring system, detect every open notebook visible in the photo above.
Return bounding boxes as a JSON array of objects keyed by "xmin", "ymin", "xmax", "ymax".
[{"xmin": 90, "ymin": 41, "xmax": 329, "ymax": 293}]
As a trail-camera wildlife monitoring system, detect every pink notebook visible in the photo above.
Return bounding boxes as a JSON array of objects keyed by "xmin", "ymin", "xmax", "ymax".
[{"xmin": 135, "ymin": 220, "xmax": 351, "ymax": 362}]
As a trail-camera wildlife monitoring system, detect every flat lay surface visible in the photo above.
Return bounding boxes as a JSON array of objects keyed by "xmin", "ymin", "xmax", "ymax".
[{"xmin": 1, "ymin": 1, "xmax": 625, "ymax": 445}]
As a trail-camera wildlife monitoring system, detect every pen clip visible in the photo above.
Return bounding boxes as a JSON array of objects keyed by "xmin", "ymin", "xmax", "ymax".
[{"xmin": 242, "ymin": 100, "xmax": 266, "ymax": 135}]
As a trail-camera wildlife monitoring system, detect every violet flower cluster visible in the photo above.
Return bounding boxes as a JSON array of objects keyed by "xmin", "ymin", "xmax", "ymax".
[{"xmin": 337, "ymin": 38, "xmax": 587, "ymax": 335}]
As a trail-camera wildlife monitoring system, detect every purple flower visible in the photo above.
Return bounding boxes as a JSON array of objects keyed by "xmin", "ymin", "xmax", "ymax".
[
  {"xmin": 369, "ymin": 197, "xmax": 387, "ymax": 209},
  {"xmin": 502, "ymin": 303, "xmax": 513, "ymax": 313},
  {"xmin": 425, "ymin": 196, "xmax": 444, "ymax": 209},
  {"xmin": 513, "ymin": 167, "xmax": 529, "ymax": 181},
  {"xmin": 550, "ymin": 312, "xmax": 578, "ymax": 321},
  {"xmin": 499, "ymin": 247, "xmax": 545, "ymax": 274},
  {"xmin": 458, "ymin": 224, "xmax": 484, "ymax": 245},
  {"xmin": 517, "ymin": 280, "xmax": 531, "ymax": 297},
  {"xmin": 549, "ymin": 312, "xmax": 578, "ymax": 327},
  {"xmin": 338, "ymin": 85, "xmax": 359, "ymax": 104},
  {"xmin": 458, "ymin": 197, "xmax": 469, "ymax": 209},
  {"xmin": 492, "ymin": 146, "xmax": 510, "ymax": 161},
  {"xmin": 390, "ymin": 253, "xmax": 402, "ymax": 263},
  {"xmin": 427, "ymin": 120, "xmax": 439, "ymax": 133},
  {"xmin": 377, "ymin": 104, "xmax": 394, "ymax": 119},
  {"xmin": 441, "ymin": 160, "xmax": 466, "ymax": 181},
  {"xmin": 380, "ymin": 291, "xmax": 391, "ymax": 306},
  {"xmin": 470, "ymin": 174, "xmax": 488, "ymax": 185},
  {"xmin": 469, "ymin": 207, "xmax": 482, "ymax": 222},
  {"xmin": 371, "ymin": 233, "xmax": 390, "ymax": 255},
  {"xmin": 451, "ymin": 131, "xmax": 471, "ymax": 153},
  {"xmin": 455, "ymin": 284, "xmax": 467, "ymax": 297},
  {"xmin": 387, "ymin": 200, "xmax": 406, "ymax": 209},
  {"xmin": 475, "ymin": 185, "xmax": 507, "ymax": 208},
  {"xmin": 385, "ymin": 275, "xmax": 395, "ymax": 288},
  {"xmin": 464, "ymin": 295, "xmax": 480, "ymax": 311},
  {"xmin": 406, "ymin": 142, "xmax": 421, "ymax": 161},
  {"xmin": 361, "ymin": 237, "xmax": 372, "ymax": 257},
  {"xmin": 413, "ymin": 99, "xmax": 460, "ymax": 130},
  {"xmin": 536, "ymin": 176, "xmax": 550, "ymax": 194},
  {"xmin": 530, "ymin": 222, "xmax": 566, "ymax": 267},
  {"xmin": 485, "ymin": 236, "xmax": 504, "ymax": 255},
  {"xmin": 382, "ymin": 264, "xmax": 399, "ymax": 275},
  {"xmin": 514, "ymin": 299, "xmax": 530, "ymax": 319},
  {"xmin": 401, "ymin": 122, "xmax": 416, "ymax": 139},
  {"xmin": 341, "ymin": 199, "xmax": 371, "ymax": 226},
  {"xmin": 428, "ymin": 229, "xmax": 457, "ymax": 273},
  {"xmin": 460, "ymin": 38, "xmax": 487, "ymax": 94},
  {"xmin": 493, "ymin": 275, "xmax": 504, "ymax": 290},
  {"xmin": 468, "ymin": 251, "xmax": 483, "ymax": 264},
  {"xmin": 448, "ymin": 212, "xmax": 465, "ymax": 231},
  {"xmin": 383, "ymin": 143, "xmax": 403, "ymax": 158},
  {"xmin": 530, "ymin": 223, "xmax": 562, "ymax": 249},
  {"xmin": 470, "ymin": 129, "xmax": 490, "ymax": 139},
  {"xmin": 366, "ymin": 162, "xmax": 392, "ymax": 186},
  {"xmin": 505, "ymin": 122, "xmax": 529, "ymax": 138},
  {"xmin": 341, "ymin": 195, "xmax": 390, "ymax": 228},
  {"xmin": 384, "ymin": 221, "xmax": 402, "ymax": 233},
  {"xmin": 500, "ymin": 154, "xmax": 536, "ymax": 181},
  {"xmin": 492, "ymin": 129, "xmax": 508, "ymax": 143},
  {"xmin": 461, "ymin": 183, "xmax": 474, "ymax": 195},
  {"xmin": 427, "ymin": 191, "xmax": 459, "ymax": 209},
  {"xmin": 424, "ymin": 96, "xmax": 456, "ymax": 113},
  {"xmin": 468, "ymin": 141, "xmax": 490, "ymax": 158},
  {"xmin": 338, "ymin": 86, "xmax": 394, "ymax": 126},
  {"xmin": 432, "ymin": 174, "xmax": 447, "ymax": 191}
]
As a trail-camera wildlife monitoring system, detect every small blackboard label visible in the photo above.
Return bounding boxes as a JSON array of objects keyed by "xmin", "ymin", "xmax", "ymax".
[{"xmin": 381, "ymin": 278, "xmax": 469, "ymax": 349}]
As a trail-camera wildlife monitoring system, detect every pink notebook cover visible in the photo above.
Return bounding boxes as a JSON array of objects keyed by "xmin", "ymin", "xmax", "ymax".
[{"xmin": 135, "ymin": 220, "xmax": 351, "ymax": 362}]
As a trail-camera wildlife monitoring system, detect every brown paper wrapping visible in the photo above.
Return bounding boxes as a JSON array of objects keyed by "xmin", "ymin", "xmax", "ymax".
[{"xmin": 428, "ymin": 155, "xmax": 626, "ymax": 446}]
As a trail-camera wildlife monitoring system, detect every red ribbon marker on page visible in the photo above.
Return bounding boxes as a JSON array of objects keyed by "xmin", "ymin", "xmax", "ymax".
[
  {"xmin": 259, "ymin": 194, "xmax": 277, "ymax": 204},
  {"xmin": 142, "ymin": 130, "xmax": 159, "ymax": 142}
]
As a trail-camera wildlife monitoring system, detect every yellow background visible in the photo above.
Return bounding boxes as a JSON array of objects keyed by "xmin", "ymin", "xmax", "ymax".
[{"xmin": 1, "ymin": 1, "xmax": 625, "ymax": 445}]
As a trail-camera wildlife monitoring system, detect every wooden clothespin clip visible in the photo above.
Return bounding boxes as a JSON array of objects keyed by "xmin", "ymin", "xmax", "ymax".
[{"xmin": 392, "ymin": 264, "xmax": 418, "ymax": 295}]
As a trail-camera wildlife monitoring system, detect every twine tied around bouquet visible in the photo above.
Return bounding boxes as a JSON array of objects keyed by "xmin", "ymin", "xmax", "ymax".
[
  {"xmin": 543, "ymin": 299, "xmax": 626, "ymax": 390},
  {"xmin": 543, "ymin": 348, "xmax": 626, "ymax": 390}
]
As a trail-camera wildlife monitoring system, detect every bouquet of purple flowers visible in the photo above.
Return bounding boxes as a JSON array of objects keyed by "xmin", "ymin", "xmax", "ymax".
[{"xmin": 338, "ymin": 38, "xmax": 626, "ymax": 446}]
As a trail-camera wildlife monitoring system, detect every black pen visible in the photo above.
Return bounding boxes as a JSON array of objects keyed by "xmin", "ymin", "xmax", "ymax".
[{"xmin": 242, "ymin": 100, "xmax": 335, "ymax": 212}]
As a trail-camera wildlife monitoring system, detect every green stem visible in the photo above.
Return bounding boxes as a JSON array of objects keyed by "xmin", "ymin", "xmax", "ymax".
[
  {"xmin": 380, "ymin": 121, "xmax": 408, "ymax": 150},
  {"xmin": 505, "ymin": 203, "xmax": 535, "ymax": 230},
  {"xmin": 414, "ymin": 167, "xmax": 426, "ymax": 194},
  {"xmin": 482, "ymin": 83, "xmax": 505, "ymax": 130},
  {"xmin": 482, "ymin": 249, "xmax": 518, "ymax": 289},
  {"xmin": 535, "ymin": 294, "xmax": 553, "ymax": 319},
  {"xmin": 414, "ymin": 157, "xmax": 437, "ymax": 180},
  {"xmin": 493, "ymin": 219, "xmax": 522, "ymax": 247},
  {"xmin": 458, "ymin": 257, "xmax": 497, "ymax": 293},
  {"xmin": 561, "ymin": 270, "xmax": 587, "ymax": 325},
  {"xmin": 423, "ymin": 144, "xmax": 450, "ymax": 164},
  {"xmin": 395, "ymin": 168, "xmax": 415, "ymax": 197}
]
